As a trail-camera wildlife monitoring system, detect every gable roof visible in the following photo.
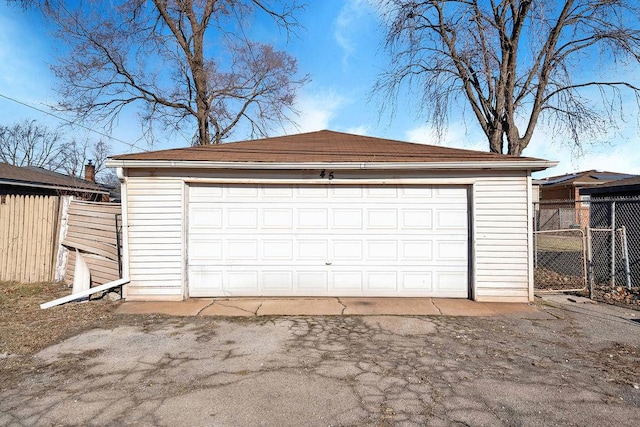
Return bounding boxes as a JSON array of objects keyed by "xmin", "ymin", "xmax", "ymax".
[
  {"xmin": 107, "ymin": 130, "xmax": 555, "ymax": 171},
  {"xmin": 0, "ymin": 162, "xmax": 108, "ymax": 195},
  {"xmin": 539, "ymin": 170, "xmax": 636, "ymax": 187}
]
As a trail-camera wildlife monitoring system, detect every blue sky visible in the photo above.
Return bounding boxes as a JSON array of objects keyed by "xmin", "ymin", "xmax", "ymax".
[{"xmin": 1, "ymin": 0, "xmax": 640, "ymax": 178}]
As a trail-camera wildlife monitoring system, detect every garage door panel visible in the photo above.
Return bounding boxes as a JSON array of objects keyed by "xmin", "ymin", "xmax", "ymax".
[
  {"xmin": 263, "ymin": 271, "xmax": 293, "ymax": 291},
  {"xmin": 298, "ymin": 209, "xmax": 328, "ymax": 228},
  {"xmin": 435, "ymin": 187, "xmax": 469, "ymax": 199},
  {"xmin": 188, "ymin": 184, "xmax": 469, "ymax": 297},
  {"xmin": 298, "ymin": 240, "xmax": 328, "ymax": 260},
  {"xmin": 297, "ymin": 271, "xmax": 328, "ymax": 291},
  {"xmin": 191, "ymin": 207, "xmax": 222, "ymax": 228},
  {"xmin": 331, "ymin": 272, "xmax": 363, "ymax": 291},
  {"xmin": 366, "ymin": 272, "xmax": 398, "ymax": 291},
  {"xmin": 263, "ymin": 187, "xmax": 293, "ymax": 198},
  {"xmin": 227, "ymin": 209, "xmax": 258, "ymax": 229},
  {"xmin": 227, "ymin": 186, "xmax": 258, "ymax": 198},
  {"xmin": 437, "ymin": 241, "xmax": 468, "ymax": 260},
  {"xmin": 332, "ymin": 209, "xmax": 363, "ymax": 228},
  {"xmin": 189, "ymin": 238, "xmax": 223, "ymax": 260},
  {"xmin": 367, "ymin": 240, "xmax": 398, "ymax": 260},
  {"xmin": 402, "ymin": 209, "xmax": 433, "ymax": 229},
  {"xmin": 401, "ymin": 272, "xmax": 433, "ymax": 291},
  {"xmin": 435, "ymin": 209, "xmax": 468, "ymax": 229},
  {"xmin": 435, "ymin": 270, "xmax": 468, "ymax": 293},
  {"xmin": 297, "ymin": 187, "xmax": 328, "ymax": 198},
  {"xmin": 402, "ymin": 241, "xmax": 433, "ymax": 260},
  {"xmin": 262, "ymin": 240, "xmax": 294, "ymax": 260},
  {"xmin": 401, "ymin": 187, "xmax": 432, "ymax": 198},
  {"xmin": 331, "ymin": 186, "xmax": 362, "ymax": 198},
  {"xmin": 332, "ymin": 240, "xmax": 363, "ymax": 260},
  {"xmin": 263, "ymin": 208, "xmax": 293, "ymax": 228},
  {"xmin": 366, "ymin": 187, "xmax": 397, "ymax": 198},
  {"xmin": 189, "ymin": 267, "xmax": 223, "ymax": 296},
  {"xmin": 227, "ymin": 240, "xmax": 258, "ymax": 260},
  {"xmin": 367, "ymin": 209, "xmax": 398, "ymax": 228},
  {"xmin": 227, "ymin": 271, "xmax": 259, "ymax": 292}
]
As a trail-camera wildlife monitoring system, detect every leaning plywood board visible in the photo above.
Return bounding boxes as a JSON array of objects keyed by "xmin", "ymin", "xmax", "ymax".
[{"xmin": 41, "ymin": 278, "xmax": 130, "ymax": 309}]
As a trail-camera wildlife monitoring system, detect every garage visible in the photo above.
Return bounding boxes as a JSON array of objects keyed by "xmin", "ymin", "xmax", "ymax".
[
  {"xmin": 107, "ymin": 130, "xmax": 556, "ymax": 302},
  {"xmin": 187, "ymin": 184, "xmax": 468, "ymax": 297}
]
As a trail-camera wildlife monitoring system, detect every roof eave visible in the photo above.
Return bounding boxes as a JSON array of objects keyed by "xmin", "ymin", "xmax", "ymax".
[
  {"xmin": 0, "ymin": 179, "xmax": 109, "ymax": 195},
  {"xmin": 106, "ymin": 159, "xmax": 557, "ymax": 172}
]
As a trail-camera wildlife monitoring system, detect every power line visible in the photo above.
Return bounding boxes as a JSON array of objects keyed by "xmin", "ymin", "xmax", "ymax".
[{"xmin": 0, "ymin": 92, "xmax": 146, "ymax": 151}]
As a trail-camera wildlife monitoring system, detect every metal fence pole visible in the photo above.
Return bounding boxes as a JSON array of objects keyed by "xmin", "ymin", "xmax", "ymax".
[
  {"xmin": 534, "ymin": 231, "xmax": 538, "ymax": 268},
  {"xmin": 586, "ymin": 227, "xmax": 594, "ymax": 299},
  {"xmin": 621, "ymin": 226, "xmax": 631, "ymax": 290},
  {"xmin": 610, "ymin": 201, "xmax": 616, "ymax": 287}
]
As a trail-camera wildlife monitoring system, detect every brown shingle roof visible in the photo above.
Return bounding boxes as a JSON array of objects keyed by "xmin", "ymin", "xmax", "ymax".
[
  {"xmin": 110, "ymin": 130, "xmax": 545, "ymax": 164},
  {"xmin": 580, "ymin": 175, "xmax": 640, "ymax": 194},
  {"xmin": 540, "ymin": 170, "xmax": 636, "ymax": 187},
  {"xmin": 0, "ymin": 162, "xmax": 107, "ymax": 194}
]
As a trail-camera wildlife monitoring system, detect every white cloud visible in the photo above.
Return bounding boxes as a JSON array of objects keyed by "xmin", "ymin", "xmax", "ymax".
[
  {"xmin": 527, "ymin": 132, "xmax": 640, "ymax": 178},
  {"xmin": 343, "ymin": 125, "xmax": 370, "ymax": 135},
  {"xmin": 334, "ymin": 0, "xmax": 377, "ymax": 66},
  {"xmin": 283, "ymin": 89, "xmax": 346, "ymax": 134}
]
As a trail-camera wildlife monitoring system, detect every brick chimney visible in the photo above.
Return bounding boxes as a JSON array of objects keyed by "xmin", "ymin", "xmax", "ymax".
[{"xmin": 84, "ymin": 160, "xmax": 95, "ymax": 183}]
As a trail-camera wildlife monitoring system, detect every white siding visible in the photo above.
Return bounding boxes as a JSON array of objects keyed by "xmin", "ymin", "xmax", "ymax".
[
  {"xmin": 121, "ymin": 168, "xmax": 533, "ymax": 302},
  {"xmin": 473, "ymin": 176, "xmax": 531, "ymax": 302},
  {"xmin": 125, "ymin": 177, "xmax": 184, "ymax": 300}
]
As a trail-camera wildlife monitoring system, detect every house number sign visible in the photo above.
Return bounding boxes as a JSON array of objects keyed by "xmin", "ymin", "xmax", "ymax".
[{"xmin": 319, "ymin": 170, "xmax": 334, "ymax": 180}]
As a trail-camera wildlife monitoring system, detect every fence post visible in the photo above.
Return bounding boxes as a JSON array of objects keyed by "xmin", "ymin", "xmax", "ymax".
[
  {"xmin": 621, "ymin": 226, "xmax": 631, "ymax": 290},
  {"xmin": 533, "ymin": 231, "xmax": 538, "ymax": 268},
  {"xmin": 586, "ymin": 227, "xmax": 594, "ymax": 299},
  {"xmin": 610, "ymin": 201, "xmax": 616, "ymax": 287}
]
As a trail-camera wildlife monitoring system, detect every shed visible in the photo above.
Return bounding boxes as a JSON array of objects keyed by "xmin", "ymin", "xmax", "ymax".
[{"xmin": 106, "ymin": 130, "xmax": 556, "ymax": 302}]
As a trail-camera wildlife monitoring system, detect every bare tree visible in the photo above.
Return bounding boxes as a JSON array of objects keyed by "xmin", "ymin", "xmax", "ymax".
[
  {"xmin": 376, "ymin": 0, "xmax": 640, "ymax": 156},
  {"xmin": 0, "ymin": 119, "xmax": 65, "ymax": 170},
  {"xmin": 37, "ymin": 0, "xmax": 307, "ymax": 145},
  {"xmin": 60, "ymin": 138, "xmax": 112, "ymax": 182},
  {"xmin": 0, "ymin": 119, "xmax": 116, "ymax": 184}
]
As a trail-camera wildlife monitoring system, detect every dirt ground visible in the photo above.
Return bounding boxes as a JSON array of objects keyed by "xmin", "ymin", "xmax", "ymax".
[
  {"xmin": 0, "ymin": 281, "xmax": 158, "ymax": 389},
  {"xmin": 1, "ymin": 282, "xmax": 639, "ymax": 426}
]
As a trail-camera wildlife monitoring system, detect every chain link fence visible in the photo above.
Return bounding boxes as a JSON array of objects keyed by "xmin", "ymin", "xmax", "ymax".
[
  {"xmin": 534, "ymin": 197, "xmax": 640, "ymax": 302},
  {"xmin": 533, "ymin": 229, "xmax": 586, "ymax": 292}
]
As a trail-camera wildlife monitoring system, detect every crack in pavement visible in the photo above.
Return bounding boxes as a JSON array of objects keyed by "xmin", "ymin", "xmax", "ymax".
[
  {"xmin": 431, "ymin": 299, "xmax": 443, "ymax": 315},
  {"xmin": 195, "ymin": 299, "xmax": 215, "ymax": 316},
  {"xmin": 2, "ymin": 312, "xmax": 639, "ymax": 426}
]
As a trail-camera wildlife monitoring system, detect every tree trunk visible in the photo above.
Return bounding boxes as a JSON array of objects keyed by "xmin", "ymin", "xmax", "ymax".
[
  {"xmin": 196, "ymin": 110, "xmax": 210, "ymax": 145},
  {"xmin": 488, "ymin": 128, "xmax": 503, "ymax": 154}
]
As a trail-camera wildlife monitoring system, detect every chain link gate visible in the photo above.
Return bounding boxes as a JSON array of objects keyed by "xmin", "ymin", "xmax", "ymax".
[
  {"xmin": 534, "ymin": 229, "xmax": 587, "ymax": 292},
  {"xmin": 535, "ymin": 197, "xmax": 640, "ymax": 304}
]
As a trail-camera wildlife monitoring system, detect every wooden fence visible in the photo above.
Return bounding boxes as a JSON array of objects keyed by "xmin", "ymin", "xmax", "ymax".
[
  {"xmin": 0, "ymin": 195, "xmax": 61, "ymax": 282},
  {"xmin": 62, "ymin": 200, "xmax": 122, "ymax": 287}
]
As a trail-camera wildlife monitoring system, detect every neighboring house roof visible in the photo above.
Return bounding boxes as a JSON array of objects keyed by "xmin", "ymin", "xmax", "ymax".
[
  {"xmin": 580, "ymin": 175, "xmax": 640, "ymax": 196},
  {"xmin": 0, "ymin": 162, "xmax": 109, "ymax": 195},
  {"xmin": 539, "ymin": 170, "xmax": 636, "ymax": 187},
  {"xmin": 108, "ymin": 130, "xmax": 555, "ymax": 171}
]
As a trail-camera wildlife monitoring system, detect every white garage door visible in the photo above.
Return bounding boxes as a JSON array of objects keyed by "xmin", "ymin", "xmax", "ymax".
[{"xmin": 187, "ymin": 184, "xmax": 468, "ymax": 297}]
